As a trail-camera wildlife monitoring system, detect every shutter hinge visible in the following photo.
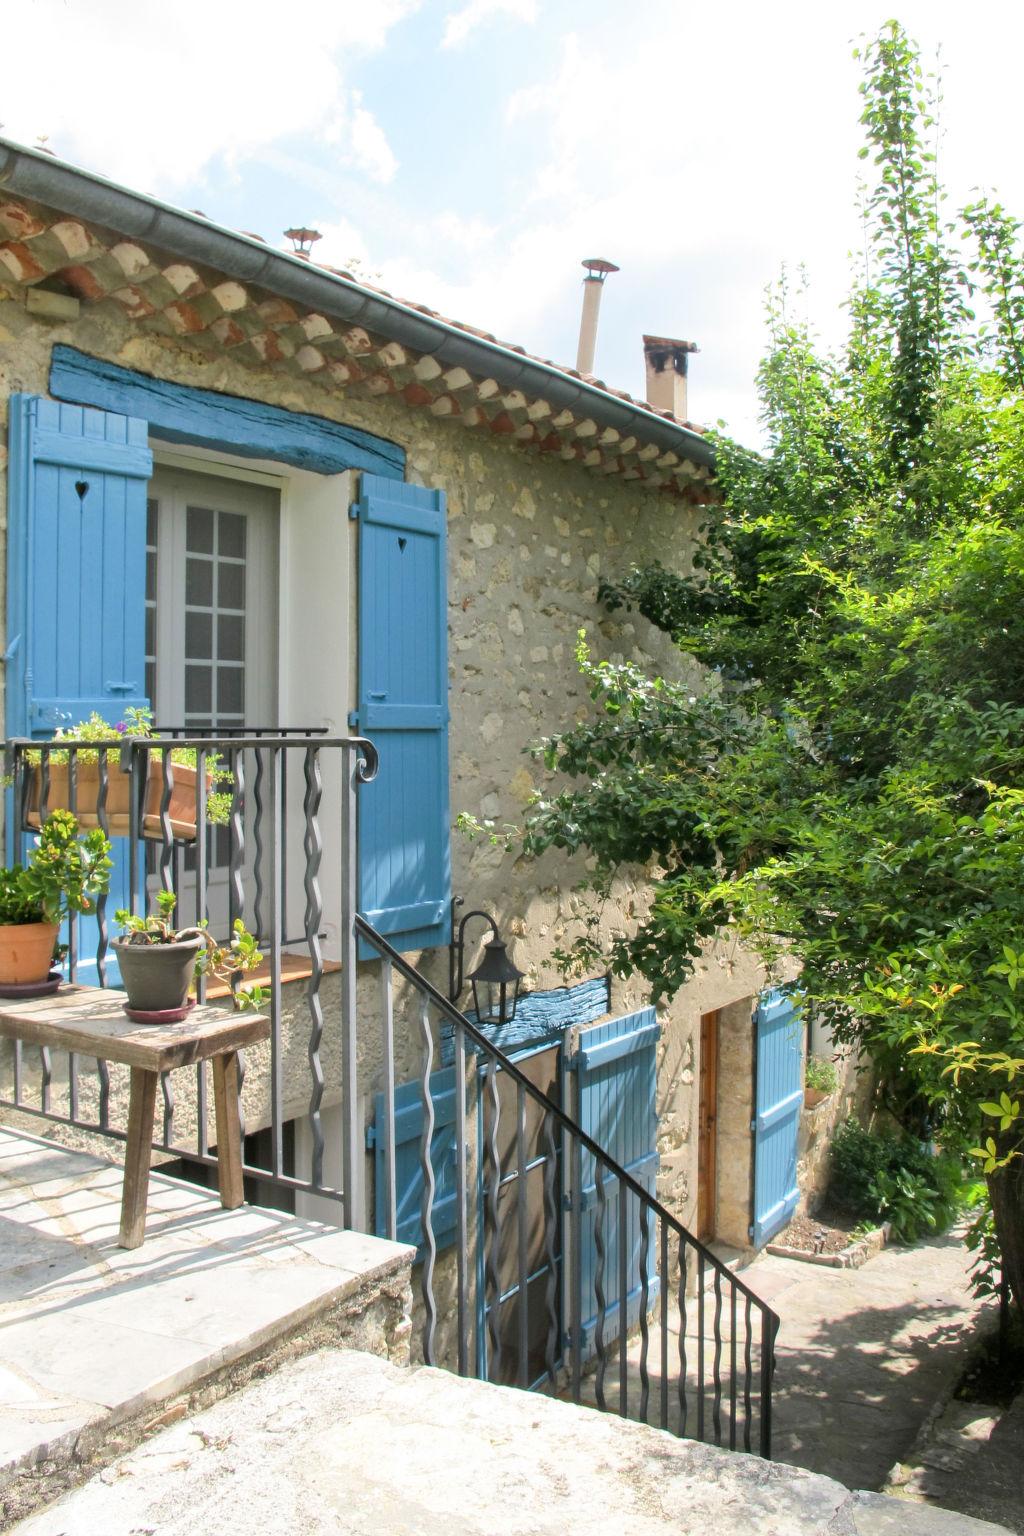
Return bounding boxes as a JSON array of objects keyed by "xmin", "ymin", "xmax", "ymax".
[
  {"xmin": 349, "ymin": 500, "xmax": 361, "ymax": 521},
  {"xmin": 1, "ymin": 633, "xmax": 20, "ymax": 663},
  {"xmin": 562, "ymin": 1191, "xmax": 573, "ymax": 1212},
  {"xmin": 748, "ymin": 1223, "xmax": 755, "ymax": 1240},
  {"xmin": 365, "ymin": 1125, "xmax": 377, "ymax": 1150},
  {"xmin": 348, "ymin": 710, "xmax": 360, "ymax": 731}
]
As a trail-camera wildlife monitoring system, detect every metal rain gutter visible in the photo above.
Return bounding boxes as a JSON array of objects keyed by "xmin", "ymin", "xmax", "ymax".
[{"xmin": 0, "ymin": 138, "xmax": 715, "ymax": 471}]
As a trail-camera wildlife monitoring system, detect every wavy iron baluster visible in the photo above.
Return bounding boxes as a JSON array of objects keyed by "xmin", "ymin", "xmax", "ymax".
[
  {"xmin": 729, "ymin": 1282, "xmax": 738, "ymax": 1450},
  {"xmin": 660, "ymin": 1221, "xmax": 669, "ymax": 1431},
  {"xmin": 638, "ymin": 1198, "xmax": 651, "ymax": 1423},
  {"xmin": 302, "ymin": 745, "xmax": 325, "ymax": 1187},
  {"xmin": 541, "ymin": 1107, "xmax": 559, "ymax": 1386},
  {"xmin": 515, "ymin": 1083, "xmax": 529, "ymax": 1388},
  {"xmin": 743, "ymin": 1293, "xmax": 753, "ymax": 1453},
  {"xmin": 228, "ymin": 748, "xmax": 244, "ymax": 930},
  {"xmin": 678, "ymin": 1238, "xmax": 689, "ymax": 1439},
  {"xmin": 252, "ymin": 744, "xmax": 266, "ymax": 941},
  {"xmin": 418, "ymin": 999, "xmax": 438, "ymax": 1366},
  {"xmin": 484, "ymin": 1063, "xmax": 503, "ymax": 1383},
  {"xmin": 95, "ymin": 749, "xmax": 109, "ymax": 988},
  {"xmin": 594, "ymin": 1162, "xmax": 608, "ymax": 1412},
  {"xmin": 159, "ymin": 749, "xmax": 174, "ymax": 893},
  {"xmin": 712, "ymin": 1266, "xmax": 723, "ymax": 1445}
]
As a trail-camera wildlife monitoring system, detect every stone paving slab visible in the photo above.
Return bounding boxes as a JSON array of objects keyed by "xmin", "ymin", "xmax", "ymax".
[
  {"xmin": 12, "ymin": 1349, "xmax": 1011, "ymax": 1536},
  {"xmin": 0, "ymin": 1127, "xmax": 412, "ymax": 1487}
]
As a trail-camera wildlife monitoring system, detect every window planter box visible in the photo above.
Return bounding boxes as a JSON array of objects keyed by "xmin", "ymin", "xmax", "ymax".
[{"xmin": 26, "ymin": 761, "xmax": 211, "ymax": 843}]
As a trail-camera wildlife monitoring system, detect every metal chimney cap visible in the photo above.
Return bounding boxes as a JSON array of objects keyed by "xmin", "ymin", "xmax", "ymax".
[{"xmin": 581, "ymin": 258, "xmax": 619, "ymax": 280}]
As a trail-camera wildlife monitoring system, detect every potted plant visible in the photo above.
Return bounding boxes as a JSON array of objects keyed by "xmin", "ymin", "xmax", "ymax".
[
  {"xmin": 112, "ymin": 890, "xmax": 266, "ymax": 1021},
  {"xmin": 805, "ymin": 1053, "xmax": 840, "ymax": 1109},
  {"xmin": 25, "ymin": 709, "xmax": 233, "ymax": 843},
  {"xmin": 0, "ymin": 810, "xmax": 112, "ymax": 993}
]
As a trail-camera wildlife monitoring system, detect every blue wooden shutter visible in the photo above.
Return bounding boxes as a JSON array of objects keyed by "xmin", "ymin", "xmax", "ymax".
[
  {"xmin": 6, "ymin": 395, "xmax": 152, "ymax": 981},
  {"xmin": 7, "ymin": 395, "xmax": 152, "ymax": 738},
  {"xmin": 752, "ymin": 989, "xmax": 803, "ymax": 1246},
  {"xmin": 572, "ymin": 1007, "xmax": 660, "ymax": 1358},
  {"xmin": 369, "ymin": 1067, "xmax": 459, "ymax": 1256},
  {"xmin": 354, "ymin": 474, "xmax": 450, "ymax": 952}
]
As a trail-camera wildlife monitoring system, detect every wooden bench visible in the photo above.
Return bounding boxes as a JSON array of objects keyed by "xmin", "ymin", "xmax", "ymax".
[{"xmin": 0, "ymin": 985, "xmax": 270, "ymax": 1249}]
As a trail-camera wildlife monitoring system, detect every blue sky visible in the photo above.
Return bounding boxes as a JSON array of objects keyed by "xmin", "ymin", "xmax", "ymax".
[{"xmin": 4, "ymin": 0, "xmax": 1023, "ymax": 443}]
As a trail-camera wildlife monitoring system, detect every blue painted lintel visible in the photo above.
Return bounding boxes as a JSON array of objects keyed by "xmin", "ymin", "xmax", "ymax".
[
  {"xmin": 48, "ymin": 345, "xmax": 405, "ymax": 480},
  {"xmin": 441, "ymin": 974, "xmax": 611, "ymax": 1063}
]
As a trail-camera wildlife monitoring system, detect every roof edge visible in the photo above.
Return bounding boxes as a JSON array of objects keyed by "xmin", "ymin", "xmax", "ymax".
[{"xmin": 0, "ymin": 138, "xmax": 714, "ymax": 471}]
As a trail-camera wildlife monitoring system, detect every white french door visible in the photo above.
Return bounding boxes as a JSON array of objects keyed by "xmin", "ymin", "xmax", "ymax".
[{"xmin": 146, "ymin": 463, "xmax": 280, "ymax": 935}]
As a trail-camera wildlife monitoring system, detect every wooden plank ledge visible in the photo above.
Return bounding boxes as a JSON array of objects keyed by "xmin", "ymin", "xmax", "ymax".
[{"xmin": 0, "ymin": 984, "xmax": 269, "ymax": 1071}]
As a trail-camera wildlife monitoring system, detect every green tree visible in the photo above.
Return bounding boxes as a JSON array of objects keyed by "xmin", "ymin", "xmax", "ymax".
[{"xmin": 524, "ymin": 22, "xmax": 1024, "ymax": 1312}]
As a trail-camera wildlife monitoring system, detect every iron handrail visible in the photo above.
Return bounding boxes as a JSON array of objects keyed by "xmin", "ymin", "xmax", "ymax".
[{"xmin": 355, "ymin": 914, "xmax": 779, "ymax": 1321}]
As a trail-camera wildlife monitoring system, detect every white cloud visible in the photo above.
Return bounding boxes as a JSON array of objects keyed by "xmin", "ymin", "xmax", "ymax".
[
  {"xmin": 0, "ymin": 0, "xmax": 416, "ymax": 191},
  {"xmin": 441, "ymin": 0, "xmax": 537, "ymax": 50},
  {"xmin": 348, "ymin": 92, "xmax": 399, "ymax": 184}
]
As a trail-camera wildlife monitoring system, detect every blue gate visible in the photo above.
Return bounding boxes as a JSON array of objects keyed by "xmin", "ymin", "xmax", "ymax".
[{"xmin": 752, "ymin": 990, "xmax": 803, "ymax": 1245}]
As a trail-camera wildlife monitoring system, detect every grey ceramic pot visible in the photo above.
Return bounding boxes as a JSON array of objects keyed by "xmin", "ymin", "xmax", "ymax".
[{"xmin": 113, "ymin": 936, "xmax": 203, "ymax": 1014}]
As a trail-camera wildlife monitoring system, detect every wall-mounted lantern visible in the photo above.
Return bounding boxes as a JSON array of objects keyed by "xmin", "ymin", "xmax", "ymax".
[{"xmin": 448, "ymin": 898, "xmax": 524, "ymax": 1028}]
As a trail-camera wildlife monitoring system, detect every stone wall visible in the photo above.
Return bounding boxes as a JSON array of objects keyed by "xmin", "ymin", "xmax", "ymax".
[{"xmin": 0, "ymin": 292, "xmax": 780, "ymax": 1235}]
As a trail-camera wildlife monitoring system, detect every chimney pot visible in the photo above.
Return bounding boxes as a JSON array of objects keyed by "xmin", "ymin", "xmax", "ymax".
[
  {"xmin": 576, "ymin": 258, "xmax": 619, "ymax": 375},
  {"xmin": 643, "ymin": 333, "xmax": 698, "ymax": 421}
]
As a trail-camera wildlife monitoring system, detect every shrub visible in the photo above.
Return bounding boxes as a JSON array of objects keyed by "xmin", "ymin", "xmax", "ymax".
[{"xmin": 829, "ymin": 1118, "xmax": 965, "ymax": 1241}]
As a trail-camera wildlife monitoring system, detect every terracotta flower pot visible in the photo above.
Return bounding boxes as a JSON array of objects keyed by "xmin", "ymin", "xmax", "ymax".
[
  {"xmin": 112, "ymin": 936, "xmax": 204, "ymax": 1015},
  {"xmin": 0, "ymin": 922, "xmax": 60, "ymax": 985},
  {"xmin": 27, "ymin": 760, "xmax": 211, "ymax": 842},
  {"xmin": 804, "ymin": 1086, "xmax": 829, "ymax": 1109}
]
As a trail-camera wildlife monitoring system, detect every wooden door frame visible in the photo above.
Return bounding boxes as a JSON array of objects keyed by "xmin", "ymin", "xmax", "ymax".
[{"xmin": 697, "ymin": 1009, "xmax": 720, "ymax": 1240}]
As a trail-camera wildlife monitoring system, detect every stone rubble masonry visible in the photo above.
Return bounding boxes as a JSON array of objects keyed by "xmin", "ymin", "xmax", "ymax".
[
  {"xmin": 12, "ymin": 1347, "xmax": 1014, "ymax": 1536},
  {"xmin": 0, "ymin": 284, "xmax": 782, "ymax": 1239}
]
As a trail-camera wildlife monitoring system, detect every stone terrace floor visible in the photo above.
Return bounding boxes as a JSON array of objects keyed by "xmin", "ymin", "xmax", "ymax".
[{"xmin": 0, "ymin": 1126, "xmax": 410, "ymax": 1498}]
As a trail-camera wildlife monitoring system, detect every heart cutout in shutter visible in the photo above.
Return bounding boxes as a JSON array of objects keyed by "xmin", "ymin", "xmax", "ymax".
[
  {"xmin": 74, "ymin": 480, "xmax": 89, "ymax": 503},
  {"xmin": 397, "ymin": 536, "xmax": 407, "ymax": 553}
]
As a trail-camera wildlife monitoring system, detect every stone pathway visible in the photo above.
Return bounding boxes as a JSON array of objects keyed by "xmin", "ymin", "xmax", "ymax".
[{"xmin": 750, "ymin": 1227, "xmax": 988, "ymax": 1490}]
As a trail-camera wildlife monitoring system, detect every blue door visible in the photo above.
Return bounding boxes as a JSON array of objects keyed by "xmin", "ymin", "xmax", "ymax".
[
  {"xmin": 6, "ymin": 396, "xmax": 153, "ymax": 982},
  {"xmin": 573, "ymin": 1007, "xmax": 660, "ymax": 1360},
  {"xmin": 752, "ymin": 989, "xmax": 803, "ymax": 1245}
]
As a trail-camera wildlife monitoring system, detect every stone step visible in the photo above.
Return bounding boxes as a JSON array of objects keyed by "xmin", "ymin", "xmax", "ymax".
[
  {"xmin": 0, "ymin": 1126, "xmax": 414, "ymax": 1524},
  {"xmin": 12, "ymin": 1348, "xmax": 1014, "ymax": 1536}
]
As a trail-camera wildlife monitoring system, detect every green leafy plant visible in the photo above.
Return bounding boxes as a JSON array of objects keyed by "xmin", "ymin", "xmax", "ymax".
[
  {"xmin": 868, "ymin": 1167, "xmax": 942, "ymax": 1243},
  {"xmin": 514, "ymin": 22, "xmax": 1024, "ymax": 1314},
  {"xmin": 806, "ymin": 1055, "xmax": 840, "ymax": 1096},
  {"xmin": 829, "ymin": 1119, "xmax": 964, "ymax": 1241},
  {"xmin": 114, "ymin": 890, "xmax": 266, "ymax": 1012},
  {"xmin": 0, "ymin": 810, "xmax": 111, "ymax": 927},
  {"xmin": 30, "ymin": 709, "xmax": 233, "ymax": 825}
]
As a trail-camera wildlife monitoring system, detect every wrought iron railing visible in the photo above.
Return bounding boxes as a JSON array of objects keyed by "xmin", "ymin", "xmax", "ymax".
[
  {"xmin": 1, "ymin": 726, "xmax": 779, "ymax": 1458},
  {"xmin": 356, "ymin": 916, "xmax": 780, "ymax": 1459},
  {"xmin": 1, "ymin": 729, "xmax": 376, "ymax": 1231}
]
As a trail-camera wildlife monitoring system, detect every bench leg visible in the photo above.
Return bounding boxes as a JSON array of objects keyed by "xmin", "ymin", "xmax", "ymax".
[
  {"xmin": 119, "ymin": 1067, "xmax": 158, "ymax": 1249},
  {"xmin": 212, "ymin": 1050, "xmax": 245, "ymax": 1210}
]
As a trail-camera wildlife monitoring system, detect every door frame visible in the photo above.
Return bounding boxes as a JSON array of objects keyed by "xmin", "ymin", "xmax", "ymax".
[{"xmin": 697, "ymin": 1008, "xmax": 719, "ymax": 1240}]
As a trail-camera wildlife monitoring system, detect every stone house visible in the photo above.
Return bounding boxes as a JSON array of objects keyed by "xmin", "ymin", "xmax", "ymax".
[{"xmin": 0, "ymin": 137, "xmax": 849, "ymax": 1335}]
